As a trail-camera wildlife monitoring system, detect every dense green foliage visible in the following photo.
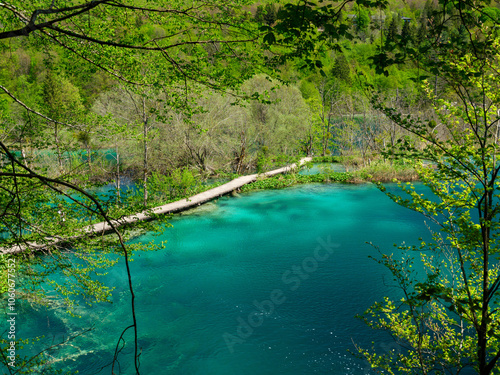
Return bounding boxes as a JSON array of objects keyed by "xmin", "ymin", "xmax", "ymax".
[
  {"xmin": 358, "ymin": 27, "xmax": 500, "ymax": 375},
  {"xmin": 0, "ymin": 0, "xmax": 448, "ymax": 184},
  {"xmin": 240, "ymin": 170, "xmax": 354, "ymax": 191}
]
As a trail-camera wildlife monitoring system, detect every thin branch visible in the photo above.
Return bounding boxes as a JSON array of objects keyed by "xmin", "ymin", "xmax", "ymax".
[
  {"xmin": 0, "ymin": 141, "xmax": 141, "ymax": 373},
  {"xmin": 0, "ymin": 1, "xmax": 107, "ymax": 39},
  {"xmin": 0, "ymin": 84, "xmax": 79, "ymax": 129},
  {"xmin": 46, "ymin": 22, "xmax": 258, "ymax": 51}
]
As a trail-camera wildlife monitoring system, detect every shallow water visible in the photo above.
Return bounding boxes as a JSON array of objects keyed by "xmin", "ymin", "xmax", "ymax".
[
  {"xmin": 18, "ymin": 183, "xmax": 431, "ymax": 374},
  {"xmin": 299, "ymin": 163, "xmax": 346, "ymax": 175}
]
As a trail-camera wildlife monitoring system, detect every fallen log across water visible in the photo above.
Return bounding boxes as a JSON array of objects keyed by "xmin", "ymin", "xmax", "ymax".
[{"xmin": 1, "ymin": 157, "xmax": 312, "ymax": 254}]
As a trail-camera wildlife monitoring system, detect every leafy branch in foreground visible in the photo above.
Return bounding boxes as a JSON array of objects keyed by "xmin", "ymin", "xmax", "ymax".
[
  {"xmin": 0, "ymin": 138, "xmax": 163, "ymax": 374},
  {"xmin": 357, "ymin": 31, "xmax": 500, "ymax": 374}
]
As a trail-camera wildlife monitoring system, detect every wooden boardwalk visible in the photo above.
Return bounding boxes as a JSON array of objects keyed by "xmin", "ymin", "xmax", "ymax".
[{"xmin": 1, "ymin": 157, "xmax": 311, "ymax": 254}]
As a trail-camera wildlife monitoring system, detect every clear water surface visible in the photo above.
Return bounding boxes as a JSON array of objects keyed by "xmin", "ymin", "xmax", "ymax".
[
  {"xmin": 18, "ymin": 183, "xmax": 432, "ymax": 374},
  {"xmin": 299, "ymin": 163, "xmax": 346, "ymax": 175}
]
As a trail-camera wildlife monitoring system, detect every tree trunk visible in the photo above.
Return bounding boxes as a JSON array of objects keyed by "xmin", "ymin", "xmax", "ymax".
[
  {"xmin": 116, "ymin": 145, "xmax": 121, "ymax": 204},
  {"xmin": 143, "ymin": 98, "xmax": 148, "ymax": 207},
  {"xmin": 54, "ymin": 123, "xmax": 63, "ymax": 172},
  {"xmin": 20, "ymin": 139, "xmax": 31, "ymax": 169},
  {"xmin": 86, "ymin": 142, "xmax": 92, "ymax": 173},
  {"xmin": 143, "ymin": 126, "xmax": 148, "ymax": 207},
  {"xmin": 236, "ymin": 148, "xmax": 245, "ymax": 174}
]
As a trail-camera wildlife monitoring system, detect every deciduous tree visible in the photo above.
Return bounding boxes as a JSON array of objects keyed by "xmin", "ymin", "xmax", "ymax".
[{"xmin": 358, "ymin": 31, "xmax": 500, "ymax": 375}]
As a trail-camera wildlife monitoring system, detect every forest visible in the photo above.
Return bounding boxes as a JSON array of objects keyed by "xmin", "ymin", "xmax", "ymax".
[
  {"xmin": 0, "ymin": 0, "xmax": 448, "ymax": 193},
  {"xmin": 2, "ymin": 0, "xmax": 500, "ymax": 374}
]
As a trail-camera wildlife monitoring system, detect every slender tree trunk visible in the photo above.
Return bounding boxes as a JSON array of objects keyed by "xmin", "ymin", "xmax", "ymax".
[
  {"xmin": 143, "ymin": 126, "xmax": 148, "ymax": 207},
  {"xmin": 19, "ymin": 139, "xmax": 30, "ymax": 169},
  {"xmin": 86, "ymin": 142, "xmax": 92, "ymax": 173},
  {"xmin": 143, "ymin": 99, "xmax": 148, "ymax": 207},
  {"xmin": 116, "ymin": 144, "xmax": 121, "ymax": 204},
  {"xmin": 235, "ymin": 131, "xmax": 246, "ymax": 174},
  {"xmin": 309, "ymin": 129, "xmax": 313, "ymax": 156},
  {"xmin": 54, "ymin": 123, "xmax": 63, "ymax": 172},
  {"xmin": 321, "ymin": 111, "xmax": 327, "ymax": 157},
  {"xmin": 327, "ymin": 109, "xmax": 333, "ymax": 156}
]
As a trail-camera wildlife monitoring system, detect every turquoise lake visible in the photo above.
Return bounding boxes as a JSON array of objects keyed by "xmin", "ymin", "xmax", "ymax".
[{"xmin": 20, "ymin": 183, "xmax": 431, "ymax": 374}]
